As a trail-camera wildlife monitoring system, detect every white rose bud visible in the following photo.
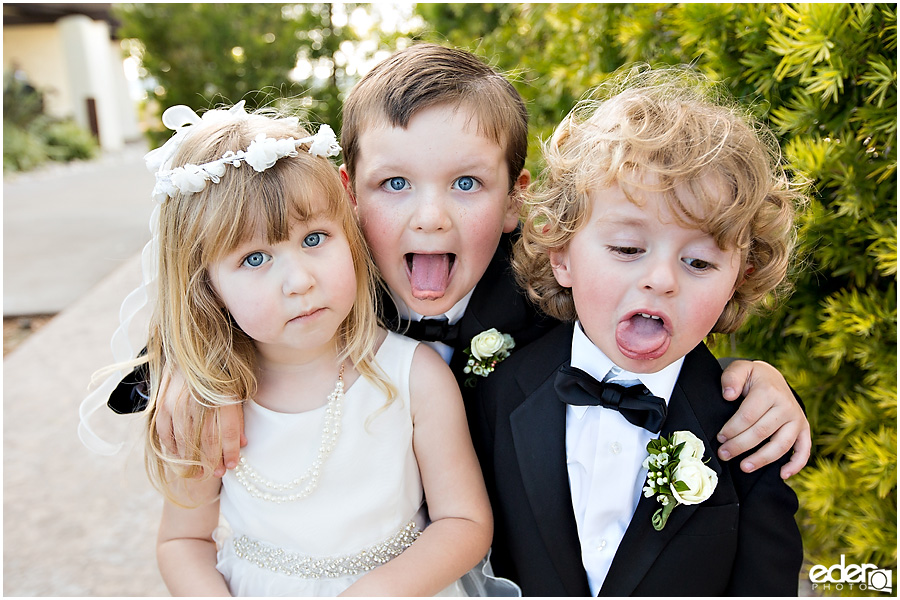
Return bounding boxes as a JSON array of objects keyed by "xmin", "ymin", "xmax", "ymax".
[
  {"xmin": 307, "ymin": 124, "xmax": 341, "ymax": 157},
  {"xmin": 471, "ymin": 329, "xmax": 505, "ymax": 360},
  {"xmin": 151, "ymin": 176, "xmax": 177, "ymax": 202},
  {"xmin": 671, "ymin": 458, "xmax": 718, "ymax": 505},
  {"xmin": 502, "ymin": 333, "xmax": 515, "ymax": 350},
  {"xmin": 244, "ymin": 134, "xmax": 281, "ymax": 172},
  {"xmin": 673, "ymin": 430, "xmax": 706, "ymax": 460},
  {"xmin": 170, "ymin": 164, "xmax": 208, "ymax": 193},
  {"xmin": 204, "ymin": 161, "xmax": 227, "ymax": 182}
]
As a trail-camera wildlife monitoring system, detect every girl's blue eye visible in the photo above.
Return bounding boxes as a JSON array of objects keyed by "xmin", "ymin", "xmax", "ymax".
[
  {"xmin": 242, "ymin": 252, "xmax": 270, "ymax": 268},
  {"xmin": 453, "ymin": 176, "xmax": 479, "ymax": 192},
  {"xmin": 303, "ymin": 232, "xmax": 325, "ymax": 248},
  {"xmin": 386, "ymin": 177, "xmax": 408, "ymax": 191}
]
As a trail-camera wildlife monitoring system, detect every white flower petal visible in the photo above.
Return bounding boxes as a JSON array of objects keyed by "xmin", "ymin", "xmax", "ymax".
[
  {"xmin": 206, "ymin": 161, "xmax": 227, "ymax": 177},
  {"xmin": 308, "ymin": 124, "xmax": 341, "ymax": 157},
  {"xmin": 671, "ymin": 457, "xmax": 718, "ymax": 505},
  {"xmin": 673, "ymin": 430, "xmax": 706, "ymax": 460}
]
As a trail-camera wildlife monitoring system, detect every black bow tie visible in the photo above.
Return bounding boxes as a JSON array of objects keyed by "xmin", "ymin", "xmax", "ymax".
[
  {"xmin": 554, "ymin": 364, "xmax": 667, "ymax": 433},
  {"xmin": 396, "ymin": 317, "xmax": 461, "ymax": 344}
]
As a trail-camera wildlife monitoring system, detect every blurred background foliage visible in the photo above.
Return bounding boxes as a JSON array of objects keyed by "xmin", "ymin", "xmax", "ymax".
[
  {"xmin": 110, "ymin": 2, "xmax": 898, "ymax": 592},
  {"xmin": 113, "ymin": 3, "xmax": 363, "ymax": 144},
  {"xmin": 3, "ymin": 70, "xmax": 99, "ymax": 172}
]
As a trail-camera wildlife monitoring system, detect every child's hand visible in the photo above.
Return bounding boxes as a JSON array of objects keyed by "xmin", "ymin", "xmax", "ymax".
[
  {"xmin": 717, "ymin": 359, "xmax": 811, "ymax": 479},
  {"xmin": 156, "ymin": 365, "xmax": 247, "ymax": 477}
]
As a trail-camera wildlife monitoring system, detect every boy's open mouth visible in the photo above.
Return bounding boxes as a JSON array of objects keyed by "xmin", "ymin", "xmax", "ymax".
[
  {"xmin": 616, "ymin": 311, "xmax": 671, "ymax": 360},
  {"xmin": 405, "ymin": 253, "xmax": 456, "ymax": 300}
]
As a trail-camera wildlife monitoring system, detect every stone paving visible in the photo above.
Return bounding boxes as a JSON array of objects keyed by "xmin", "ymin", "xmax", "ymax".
[{"xmin": 4, "ymin": 149, "xmax": 169, "ymax": 596}]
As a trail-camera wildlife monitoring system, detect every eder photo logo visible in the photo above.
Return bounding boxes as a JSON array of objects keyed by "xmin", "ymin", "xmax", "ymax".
[{"xmin": 809, "ymin": 555, "xmax": 893, "ymax": 593}]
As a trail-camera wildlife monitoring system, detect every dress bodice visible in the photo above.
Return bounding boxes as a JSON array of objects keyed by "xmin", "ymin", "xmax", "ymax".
[{"xmin": 216, "ymin": 332, "xmax": 428, "ymax": 595}]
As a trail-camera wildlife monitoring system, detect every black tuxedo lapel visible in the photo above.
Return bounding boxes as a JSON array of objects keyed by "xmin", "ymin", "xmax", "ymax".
[
  {"xmin": 600, "ymin": 344, "xmax": 727, "ymax": 597},
  {"xmin": 510, "ymin": 387, "xmax": 589, "ymax": 595},
  {"xmin": 508, "ymin": 324, "xmax": 591, "ymax": 596}
]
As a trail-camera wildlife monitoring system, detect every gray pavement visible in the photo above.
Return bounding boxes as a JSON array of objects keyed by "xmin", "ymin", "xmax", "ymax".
[
  {"xmin": 4, "ymin": 149, "xmax": 169, "ymax": 596},
  {"xmin": 4, "ymin": 143, "xmax": 156, "ymax": 315}
]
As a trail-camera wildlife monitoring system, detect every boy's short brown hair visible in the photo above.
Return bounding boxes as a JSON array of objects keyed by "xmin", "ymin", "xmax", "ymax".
[
  {"xmin": 515, "ymin": 65, "xmax": 803, "ymax": 334},
  {"xmin": 341, "ymin": 43, "xmax": 528, "ymax": 192}
]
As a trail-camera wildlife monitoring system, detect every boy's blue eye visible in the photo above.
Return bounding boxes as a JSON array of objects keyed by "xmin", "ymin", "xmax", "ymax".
[
  {"xmin": 453, "ymin": 176, "xmax": 479, "ymax": 192},
  {"xmin": 303, "ymin": 232, "xmax": 325, "ymax": 248},
  {"xmin": 242, "ymin": 252, "xmax": 270, "ymax": 268},
  {"xmin": 386, "ymin": 177, "xmax": 408, "ymax": 191}
]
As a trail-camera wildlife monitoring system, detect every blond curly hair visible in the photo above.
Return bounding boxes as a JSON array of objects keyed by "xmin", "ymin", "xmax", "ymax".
[{"xmin": 515, "ymin": 65, "xmax": 803, "ymax": 334}]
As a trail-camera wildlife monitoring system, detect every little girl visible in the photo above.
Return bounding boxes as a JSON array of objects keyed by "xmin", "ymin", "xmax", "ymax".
[{"xmin": 123, "ymin": 103, "xmax": 514, "ymax": 596}]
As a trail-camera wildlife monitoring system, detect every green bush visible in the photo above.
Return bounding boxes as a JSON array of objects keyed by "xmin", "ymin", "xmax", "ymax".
[
  {"xmin": 3, "ymin": 70, "xmax": 99, "ymax": 172},
  {"xmin": 3, "ymin": 121, "xmax": 49, "ymax": 172},
  {"xmin": 42, "ymin": 120, "xmax": 99, "ymax": 162},
  {"xmin": 3, "ymin": 70, "xmax": 44, "ymax": 129}
]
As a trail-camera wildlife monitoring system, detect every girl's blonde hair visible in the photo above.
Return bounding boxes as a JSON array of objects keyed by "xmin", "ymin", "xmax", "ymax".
[
  {"xmin": 515, "ymin": 65, "xmax": 803, "ymax": 334},
  {"xmin": 143, "ymin": 109, "xmax": 390, "ymax": 500}
]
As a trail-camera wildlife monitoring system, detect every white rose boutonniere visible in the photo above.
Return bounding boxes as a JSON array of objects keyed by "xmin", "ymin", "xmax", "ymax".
[
  {"xmin": 462, "ymin": 328, "xmax": 515, "ymax": 387},
  {"xmin": 642, "ymin": 430, "xmax": 718, "ymax": 531}
]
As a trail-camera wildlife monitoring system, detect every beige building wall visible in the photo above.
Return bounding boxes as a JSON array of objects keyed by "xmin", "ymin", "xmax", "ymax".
[
  {"xmin": 3, "ymin": 15, "xmax": 140, "ymax": 150},
  {"xmin": 4, "ymin": 23, "xmax": 71, "ymax": 119}
]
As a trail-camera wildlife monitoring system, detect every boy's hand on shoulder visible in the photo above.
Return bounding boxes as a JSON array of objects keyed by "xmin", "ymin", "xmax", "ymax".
[
  {"xmin": 717, "ymin": 359, "xmax": 811, "ymax": 479},
  {"xmin": 156, "ymin": 365, "xmax": 247, "ymax": 477}
]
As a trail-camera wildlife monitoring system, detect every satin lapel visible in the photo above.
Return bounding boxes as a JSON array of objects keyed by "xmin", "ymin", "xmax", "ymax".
[
  {"xmin": 599, "ymin": 346, "xmax": 725, "ymax": 596},
  {"xmin": 510, "ymin": 376, "xmax": 589, "ymax": 596}
]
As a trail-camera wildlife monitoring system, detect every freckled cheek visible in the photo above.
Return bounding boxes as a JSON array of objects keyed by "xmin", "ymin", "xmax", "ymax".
[
  {"xmin": 358, "ymin": 211, "xmax": 402, "ymax": 256},
  {"xmin": 460, "ymin": 212, "xmax": 505, "ymax": 262}
]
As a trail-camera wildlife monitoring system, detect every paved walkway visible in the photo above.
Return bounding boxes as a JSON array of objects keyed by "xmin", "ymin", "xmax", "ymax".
[
  {"xmin": 4, "ymin": 149, "xmax": 169, "ymax": 596},
  {"xmin": 4, "ymin": 143, "xmax": 155, "ymax": 315}
]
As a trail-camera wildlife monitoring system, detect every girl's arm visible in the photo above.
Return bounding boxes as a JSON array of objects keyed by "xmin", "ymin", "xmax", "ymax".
[
  {"xmin": 341, "ymin": 344, "xmax": 493, "ymax": 597},
  {"xmin": 718, "ymin": 359, "xmax": 811, "ymax": 478},
  {"xmin": 156, "ymin": 475, "xmax": 231, "ymax": 596}
]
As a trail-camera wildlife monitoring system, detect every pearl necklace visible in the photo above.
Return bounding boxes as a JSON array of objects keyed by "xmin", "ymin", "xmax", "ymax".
[{"xmin": 234, "ymin": 364, "xmax": 345, "ymax": 503}]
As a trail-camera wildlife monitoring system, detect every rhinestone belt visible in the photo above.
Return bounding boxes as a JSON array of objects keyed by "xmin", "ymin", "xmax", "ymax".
[{"xmin": 232, "ymin": 521, "xmax": 421, "ymax": 578}]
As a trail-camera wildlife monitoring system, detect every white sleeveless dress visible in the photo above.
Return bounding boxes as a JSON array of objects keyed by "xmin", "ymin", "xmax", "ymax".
[{"xmin": 214, "ymin": 331, "xmax": 519, "ymax": 596}]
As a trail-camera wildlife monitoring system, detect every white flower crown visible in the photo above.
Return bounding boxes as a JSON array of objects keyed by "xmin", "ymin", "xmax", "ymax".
[{"xmin": 147, "ymin": 101, "xmax": 341, "ymax": 202}]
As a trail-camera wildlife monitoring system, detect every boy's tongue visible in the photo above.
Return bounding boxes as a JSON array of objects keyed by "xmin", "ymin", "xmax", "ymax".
[
  {"xmin": 616, "ymin": 314, "xmax": 670, "ymax": 359},
  {"xmin": 409, "ymin": 254, "xmax": 451, "ymax": 299}
]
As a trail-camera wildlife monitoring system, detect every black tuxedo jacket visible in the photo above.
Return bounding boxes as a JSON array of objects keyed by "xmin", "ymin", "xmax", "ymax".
[
  {"xmin": 474, "ymin": 323, "xmax": 803, "ymax": 596},
  {"xmin": 108, "ymin": 231, "xmax": 555, "ymax": 419}
]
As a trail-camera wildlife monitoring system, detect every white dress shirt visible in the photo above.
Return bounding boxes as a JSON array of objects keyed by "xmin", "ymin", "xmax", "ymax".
[
  {"xmin": 566, "ymin": 321, "xmax": 684, "ymax": 595},
  {"xmin": 388, "ymin": 288, "xmax": 475, "ymax": 364}
]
